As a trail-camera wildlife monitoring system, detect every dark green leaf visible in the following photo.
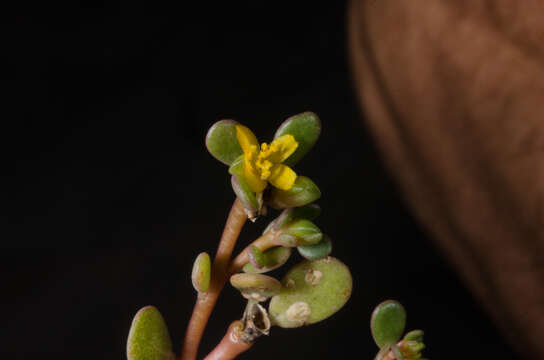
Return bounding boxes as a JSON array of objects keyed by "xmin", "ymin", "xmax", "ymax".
[
  {"xmin": 297, "ymin": 235, "xmax": 332, "ymax": 260},
  {"xmin": 263, "ymin": 204, "xmax": 321, "ymax": 235},
  {"xmin": 274, "ymin": 112, "xmax": 321, "ymax": 166},
  {"xmin": 370, "ymin": 300, "xmax": 406, "ymax": 348},
  {"xmin": 206, "ymin": 120, "xmax": 243, "ymax": 165},
  {"xmin": 279, "ymin": 219, "xmax": 322, "ymax": 246},
  {"xmin": 267, "ymin": 176, "xmax": 321, "ymax": 209}
]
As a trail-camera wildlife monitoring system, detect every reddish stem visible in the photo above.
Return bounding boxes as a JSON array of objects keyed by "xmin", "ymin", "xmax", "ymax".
[
  {"xmin": 202, "ymin": 321, "xmax": 253, "ymax": 360},
  {"xmin": 180, "ymin": 199, "xmax": 247, "ymax": 360}
]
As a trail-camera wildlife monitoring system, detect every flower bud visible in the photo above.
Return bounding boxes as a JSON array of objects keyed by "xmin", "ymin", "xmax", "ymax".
[{"xmin": 191, "ymin": 252, "xmax": 211, "ymax": 293}]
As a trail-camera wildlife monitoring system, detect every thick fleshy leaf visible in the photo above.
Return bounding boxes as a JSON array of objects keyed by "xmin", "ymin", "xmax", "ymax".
[
  {"xmin": 231, "ymin": 175, "xmax": 259, "ymax": 220},
  {"xmin": 248, "ymin": 245, "xmax": 266, "ymax": 268},
  {"xmin": 243, "ymin": 246, "xmax": 292, "ymax": 274},
  {"xmin": 268, "ymin": 257, "xmax": 352, "ymax": 328},
  {"xmin": 370, "ymin": 300, "xmax": 406, "ymax": 348},
  {"xmin": 277, "ymin": 219, "xmax": 322, "ymax": 247},
  {"xmin": 206, "ymin": 120, "xmax": 243, "ymax": 165},
  {"xmin": 228, "ymin": 154, "xmax": 244, "ymax": 175},
  {"xmin": 297, "ymin": 235, "xmax": 332, "ymax": 260},
  {"xmin": 400, "ymin": 337, "xmax": 425, "ymax": 359},
  {"xmin": 274, "ymin": 112, "xmax": 321, "ymax": 166},
  {"xmin": 403, "ymin": 329, "xmax": 424, "ymax": 342},
  {"xmin": 191, "ymin": 252, "xmax": 211, "ymax": 292},
  {"xmin": 230, "ymin": 273, "xmax": 281, "ymax": 302},
  {"xmin": 267, "ymin": 176, "xmax": 321, "ymax": 209},
  {"xmin": 127, "ymin": 306, "xmax": 174, "ymax": 360},
  {"xmin": 263, "ymin": 204, "xmax": 321, "ymax": 235},
  {"xmin": 289, "ymin": 203, "xmax": 321, "ymax": 222}
]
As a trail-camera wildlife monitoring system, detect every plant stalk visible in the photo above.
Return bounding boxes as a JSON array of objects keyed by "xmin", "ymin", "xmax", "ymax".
[
  {"xmin": 202, "ymin": 321, "xmax": 253, "ymax": 360},
  {"xmin": 180, "ymin": 198, "xmax": 247, "ymax": 360}
]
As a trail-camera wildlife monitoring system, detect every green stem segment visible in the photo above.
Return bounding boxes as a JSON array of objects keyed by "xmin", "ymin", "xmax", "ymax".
[{"xmin": 180, "ymin": 199, "xmax": 247, "ymax": 360}]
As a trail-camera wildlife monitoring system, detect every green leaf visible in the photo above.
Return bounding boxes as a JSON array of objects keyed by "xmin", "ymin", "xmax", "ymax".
[
  {"xmin": 231, "ymin": 175, "xmax": 259, "ymax": 219},
  {"xmin": 297, "ymin": 235, "xmax": 332, "ymax": 260},
  {"xmin": 206, "ymin": 120, "xmax": 243, "ymax": 165},
  {"xmin": 268, "ymin": 257, "xmax": 352, "ymax": 328},
  {"xmin": 274, "ymin": 112, "xmax": 321, "ymax": 166},
  {"xmin": 403, "ymin": 329, "xmax": 424, "ymax": 342},
  {"xmin": 127, "ymin": 306, "xmax": 174, "ymax": 360},
  {"xmin": 267, "ymin": 176, "xmax": 321, "ymax": 209},
  {"xmin": 243, "ymin": 246, "xmax": 292, "ymax": 274},
  {"xmin": 228, "ymin": 154, "xmax": 244, "ymax": 176},
  {"xmin": 370, "ymin": 300, "xmax": 407, "ymax": 348},
  {"xmin": 229, "ymin": 156, "xmax": 260, "ymax": 218},
  {"xmin": 263, "ymin": 204, "xmax": 321, "ymax": 235},
  {"xmin": 248, "ymin": 245, "xmax": 266, "ymax": 268},
  {"xmin": 278, "ymin": 219, "xmax": 322, "ymax": 246},
  {"xmin": 191, "ymin": 252, "xmax": 211, "ymax": 292},
  {"xmin": 230, "ymin": 273, "xmax": 282, "ymax": 302}
]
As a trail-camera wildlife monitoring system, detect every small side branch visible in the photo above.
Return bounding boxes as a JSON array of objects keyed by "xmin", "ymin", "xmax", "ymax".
[{"xmin": 229, "ymin": 231, "xmax": 277, "ymax": 273}]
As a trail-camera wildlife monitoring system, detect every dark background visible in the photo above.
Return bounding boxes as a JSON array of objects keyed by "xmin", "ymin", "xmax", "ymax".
[{"xmin": 6, "ymin": 1, "xmax": 516, "ymax": 359}]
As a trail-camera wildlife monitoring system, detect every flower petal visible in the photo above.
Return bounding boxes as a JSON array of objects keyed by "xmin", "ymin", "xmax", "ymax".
[
  {"xmin": 268, "ymin": 164, "xmax": 297, "ymax": 190},
  {"xmin": 269, "ymin": 134, "xmax": 298, "ymax": 163},
  {"xmin": 235, "ymin": 125, "xmax": 259, "ymax": 154},
  {"xmin": 244, "ymin": 158, "xmax": 267, "ymax": 193}
]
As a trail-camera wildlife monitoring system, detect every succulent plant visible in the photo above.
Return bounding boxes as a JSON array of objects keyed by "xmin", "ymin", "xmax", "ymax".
[
  {"xmin": 370, "ymin": 300, "xmax": 428, "ymax": 360},
  {"xmin": 125, "ymin": 112, "xmax": 367, "ymax": 360}
]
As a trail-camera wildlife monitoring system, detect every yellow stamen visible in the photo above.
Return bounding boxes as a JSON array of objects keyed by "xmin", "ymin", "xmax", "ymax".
[{"xmin": 235, "ymin": 125, "xmax": 299, "ymax": 192}]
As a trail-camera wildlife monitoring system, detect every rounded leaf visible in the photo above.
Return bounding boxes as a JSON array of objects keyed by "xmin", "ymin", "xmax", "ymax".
[
  {"xmin": 267, "ymin": 176, "xmax": 321, "ymax": 209},
  {"xmin": 268, "ymin": 257, "xmax": 352, "ymax": 328},
  {"xmin": 370, "ymin": 300, "xmax": 407, "ymax": 348},
  {"xmin": 127, "ymin": 306, "xmax": 174, "ymax": 360},
  {"xmin": 278, "ymin": 219, "xmax": 322, "ymax": 246},
  {"xmin": 230, "ymin": 273, "xmax": 281, "ymax": 301},
  {"xmin": 297, "ymin": 235, "xmax": 332, "ymax": 260},
  {"xmin": 191, "ymin": 252, "xmax": 211, "ymax": 292},
  {"xmin": 243, "ymin": 246, "xmax": 292, "ymax": 274},
  {"xmin": 289, "ymin": 203, "xmax": 321, "ymax": 222},
  {"xmin": 263, "ymin": 204, "xmax": 321, "ymax": 235},
  {"xmin": 206, "ymin": 120, "xmax": 243, "ymax": 165},
  {"xmin": 403, "ymin": 329, "xmax": 424, "ymax": 342},
  {"xmin": 274, "ymin": 112, "xmax": 321, "ymax": 166}
]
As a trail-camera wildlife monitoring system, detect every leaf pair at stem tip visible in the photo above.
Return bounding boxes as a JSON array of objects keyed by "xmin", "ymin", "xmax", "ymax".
[{"xmin": 371, "ymin": 300, "xmax": 427, "ymax": 360}]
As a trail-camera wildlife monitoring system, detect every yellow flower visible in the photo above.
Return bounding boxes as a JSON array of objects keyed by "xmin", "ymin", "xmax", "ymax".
[{"xmin": 235, "ymin": 124, "xmax": 298, "ymax": 193}]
